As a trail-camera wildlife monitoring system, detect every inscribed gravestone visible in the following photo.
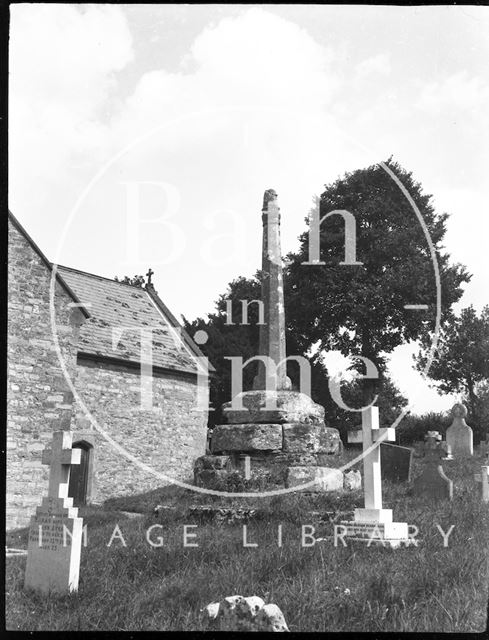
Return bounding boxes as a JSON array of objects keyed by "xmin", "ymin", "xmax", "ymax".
[
  {"xmin": 446, "ymin": 403, "xmax": 473, "ymax": 457},
  {"xmin": 24, "ymin": 431, "xmax": 84, "ymax": 594},
  {"xmin": 380, "ymin": 443, "xmax": 413, "ymax": 483},
  {"xmin": 412, "ymin": 431, "xmax": 453, "ymax": 501}
]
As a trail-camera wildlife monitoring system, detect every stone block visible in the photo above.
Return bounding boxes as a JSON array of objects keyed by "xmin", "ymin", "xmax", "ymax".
[
  {"xmin": 282, "ymin": 423, "xmax": 319, "ymax": 453},
  {"xmin": 343, "ymin": 469, "xmax": 362, "ymax": 491},
  {"xmin": 318, "ymin": 427, "xmax": 342, "ymax": 454},
  {"xmin": 222, "ymin": 390, "xmax": 324, "ymax": 425},
  {"xmin": 285, "ymin": 466, "xmax": 343, "ymax": 492},
  {"xmin": 211, "ymin": 424, "xmax": 282, "ymax": 453},
  {"xmin": 194, "ymin": 468, "xmax": 230, "ymax": 488},
  {"xmin": 194, "ymin": 455, "xmax": 231, "ymax": 471}
]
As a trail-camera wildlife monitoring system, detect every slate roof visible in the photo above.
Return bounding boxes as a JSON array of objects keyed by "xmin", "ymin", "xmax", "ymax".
[{"xmin": 57, "ymin": 266, "xmax": 209, "ymax": 375}]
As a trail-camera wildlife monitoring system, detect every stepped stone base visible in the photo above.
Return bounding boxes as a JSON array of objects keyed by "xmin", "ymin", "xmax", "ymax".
[
  {"xmin": 211, "ymin": 421, "xmax": 341, "ymax": 455},
  {"xmin": 339, "ymin": 520, "xmax": 410, "ymax": 548},
  {"xmin": 211, "ymin": 424, "xmax": 283, "ymax": 453},
  {"xmin": 222, "ymin": 390, "xmax": 325, "ymax": 425},
  {"xmin": 196, "ymin": 390, "xmax": 343, "ymax": 492}
]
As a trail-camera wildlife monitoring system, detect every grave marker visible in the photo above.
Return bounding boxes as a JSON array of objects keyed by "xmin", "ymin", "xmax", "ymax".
[
  {"xmin": 341, "ymin": 407, "xmax": 409, "ymax": 547},
  {"xmin": 412, "ymin": 431, "xmax": 453, "ymax": 501},
  {"xmin": 24, "ymin": 431, "xmax": 84, "ymax": 594},
  {"xmin": 475, "ymin": 466, "xmax": 489, "ymax": 503},
  {"xmin": 380, "ymin": 442, "xmax": 413, "ymax": 483},
  {"xmin": 446, "ymin": 403, "xmax": 473, "ymax": 457}
]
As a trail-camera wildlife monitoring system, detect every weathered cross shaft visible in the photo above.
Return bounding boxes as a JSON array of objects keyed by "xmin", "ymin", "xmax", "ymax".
[{"xmin": 253, "ymin": 189, "xmax": 291, "ymax": 391}]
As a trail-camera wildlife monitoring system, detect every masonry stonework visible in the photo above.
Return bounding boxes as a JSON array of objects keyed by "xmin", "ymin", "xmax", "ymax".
[
  {"xmin": 8, "ymin": 214, "xmax": 210, "ymax": 530},
  {"xmin": 7, "ymin": 220, "xmax": 84, "ymax": 529},
  {"xmin": 73, "ymin": 358, "xmax": 207, "ymax": 501}
]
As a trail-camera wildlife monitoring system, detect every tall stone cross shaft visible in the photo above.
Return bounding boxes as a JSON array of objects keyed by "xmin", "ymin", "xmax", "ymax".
[{"xmin": 253, "ymin": 189, "xmax": 290, "ymax": 391}]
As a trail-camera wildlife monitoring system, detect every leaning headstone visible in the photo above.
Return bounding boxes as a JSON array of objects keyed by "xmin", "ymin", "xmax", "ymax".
[
  {"xmin": 412, "ymin": 431, "xmax": 453, "ymax": 501},
  {"xmin": 24, "ymin": 431, "xmax": 84, "ymax": 594},
  {"xmin": 446, "ymin": 403, "xmax": 473, "ymax": 457},
  {"xmin": 380, "ymin": 443, "xmax": 413, "ymax": 482},
  {"xmin": 340, "ymin": 406, "xmax": 410, "ymax": 547}
]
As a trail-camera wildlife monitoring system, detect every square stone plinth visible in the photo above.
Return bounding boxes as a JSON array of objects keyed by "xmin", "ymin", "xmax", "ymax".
[
  {"xmin": 211, "ymin": 424, "xmax": 283, "ymax": 453},
  {"xmin": 339, "ymin": 520, "xmax": 410, "ymax": 548}
]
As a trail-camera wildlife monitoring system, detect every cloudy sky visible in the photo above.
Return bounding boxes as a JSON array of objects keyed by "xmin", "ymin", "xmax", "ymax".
[{"xmin": 9, "ymin": 4, "xmax": 489, "ymax": 414}]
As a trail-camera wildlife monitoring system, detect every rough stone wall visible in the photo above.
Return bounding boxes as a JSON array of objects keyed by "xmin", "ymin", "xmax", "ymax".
[
  {"xmin": 7, "ymin": 220, "xmax": 84, "ymax": 530},
  {"xmin": 73, "ymin": 358, "xmax": 208, "ymax": 502}
]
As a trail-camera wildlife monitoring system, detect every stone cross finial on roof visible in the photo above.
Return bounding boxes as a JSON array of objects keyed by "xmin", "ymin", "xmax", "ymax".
[{"xmin": 146, "ymin": 268, "xmax": 154, "ymax": 286}]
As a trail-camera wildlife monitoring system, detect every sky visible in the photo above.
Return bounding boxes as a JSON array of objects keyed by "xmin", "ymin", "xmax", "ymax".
[{"xmin": 9, "ymin": 4, "xmax": 489, "ymax": 414}]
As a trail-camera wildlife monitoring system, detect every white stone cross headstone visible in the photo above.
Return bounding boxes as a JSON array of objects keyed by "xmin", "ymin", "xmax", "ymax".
[
  {"xmin": 342, "ymin": 406, "xmax": 409, "ymax": 546},
  {"xmin": 24, "ymin": 431, "xmax": 84, "ymax": 595},
  {"xmin": 347, "ymin": 406, "xmax": 396, "ymax": 518},
  {"xmin": 42, "ymin": 431, "xmax": 82, "ymax": 499}
]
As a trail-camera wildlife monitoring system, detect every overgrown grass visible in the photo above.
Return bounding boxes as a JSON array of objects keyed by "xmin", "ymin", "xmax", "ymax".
[{"xmin": 6, "ymin": 446, "xmax": 489, "ymax": 631}]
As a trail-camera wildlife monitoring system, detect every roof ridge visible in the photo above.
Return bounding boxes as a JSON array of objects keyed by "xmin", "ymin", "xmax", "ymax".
[
  {"xmin": 56, "ymin": 264, "xmax": 145, "ymax": 289},
  {"xmin": 8, "ymin": 212, "xmax": 90, "ymax": 318}
]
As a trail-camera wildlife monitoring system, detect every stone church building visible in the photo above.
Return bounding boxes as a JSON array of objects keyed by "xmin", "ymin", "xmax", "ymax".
[{"xmin": 7, "ymin": 212, "xmax": 211, "ymax": 530}]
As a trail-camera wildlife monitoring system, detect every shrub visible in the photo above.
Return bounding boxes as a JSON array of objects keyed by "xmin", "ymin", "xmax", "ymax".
[{"xmin": 396, "ymin": 412, "xmax": 449, "ymax": 445}]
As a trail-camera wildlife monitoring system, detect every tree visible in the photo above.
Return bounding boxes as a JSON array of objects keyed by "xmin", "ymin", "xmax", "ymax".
[
  {"xmin": 114, "ymin": 274, "xmax": 145, "ymax": 287},
  {"xmin": 416, "ymin": 305, "xmax": 489, "ymax": 431},
  {"xmin": 184, "ymin": 275, "xmax": 263, "ymax": 426},
  {"xmin": 285, "ymin": 158, "xmax": 470, "ymax": 404},
  {"xmin": 324, "ymin": 374, "xmax": 409, "ymax": 443}
]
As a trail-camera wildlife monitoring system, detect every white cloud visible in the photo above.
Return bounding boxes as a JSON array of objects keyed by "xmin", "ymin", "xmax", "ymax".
[
  {"xmin": 109, "ymin": 7, "xmax": 340, "ymax": 146},
  {"xmin": 9, "ymin": 5, "xmax": 133, "ymax": 214},
  {"xmin": 416, "ymin": 71, "xmax": 489, "ymax": 115},
  {"xmin": 355, "ymin": 53, "xmax": 391, "ymax": 78}
]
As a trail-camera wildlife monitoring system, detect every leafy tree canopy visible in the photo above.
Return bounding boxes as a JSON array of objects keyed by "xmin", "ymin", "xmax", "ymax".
[
  {"xmin": 285, "ymin": 159, "xmax": 470, "ymax": 379},
  {"xmin": 186, "ymin": 159, "xmax": 471, "ymax": 428},
  {"xmin": 114, "ymin": 274, "xmax": 146, "ymax": 287},
  {"xmin": 416, "ymin": 305, "xmax": 489, "ymax": 431}
]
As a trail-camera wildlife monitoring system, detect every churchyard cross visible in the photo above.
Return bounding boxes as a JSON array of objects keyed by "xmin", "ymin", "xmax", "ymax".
[
  {"xmin": 341, "ymin": 406, "xmax": 409, "ymax": 547},
  {"xmin": 24, "ymin": 431, "xmax": 84, "ymax": 595},
  {"xmin": 252, "ymin": 189, "xmax": 291, "ymax": 392}
]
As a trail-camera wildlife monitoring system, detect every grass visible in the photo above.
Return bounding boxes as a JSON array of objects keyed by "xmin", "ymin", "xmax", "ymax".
[{"xmin": 5, "ymin": 446, "xmax": 489, "ymax": 632}]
